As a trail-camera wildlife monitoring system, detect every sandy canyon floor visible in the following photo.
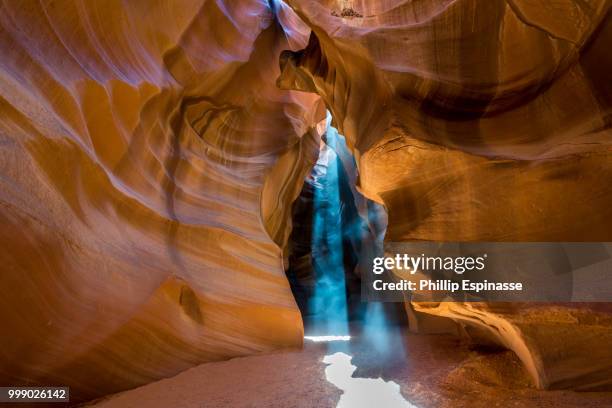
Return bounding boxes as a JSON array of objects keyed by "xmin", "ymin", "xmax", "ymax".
[{"xmin": 90, "ymin": 330, "xmax": 612, "ymax": 408}]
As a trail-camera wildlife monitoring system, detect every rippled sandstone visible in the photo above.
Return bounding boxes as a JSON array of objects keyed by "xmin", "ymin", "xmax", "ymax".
[
  {"xmin": 279, "ymin": 0, "xmax": 612, "ymax": 391},
  {"xmin": 0, "ymin": 0, "xmax": 324, "ymax": 402},
  {"xmin": 1, "ymin": 0, "xmax": 612, "ymax": 402}
]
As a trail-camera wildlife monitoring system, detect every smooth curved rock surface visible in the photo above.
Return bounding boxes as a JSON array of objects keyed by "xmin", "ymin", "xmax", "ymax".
[
  {"xmin": 278, "ymin": 0, "xmax": 612, "ymax": 391},
  {"xmin": 0, "ymin": 0, "xmax": 324, "ymax": 402},
  {"xmin": 280, "ymin": 0, "xmax": 612, "ymax": 241},
  {"xmin": 2, "ymin": 0, "xmax": 612, "ymax": 401},
  {"xmin": 411, "ymin": 303, "xmax": 612, "ymax": 391}
]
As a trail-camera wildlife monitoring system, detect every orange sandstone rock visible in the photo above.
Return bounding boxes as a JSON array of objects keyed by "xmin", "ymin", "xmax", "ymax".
[{"xmin": 0, "ymin": 0, "xmax": 323, "ymax": 402}]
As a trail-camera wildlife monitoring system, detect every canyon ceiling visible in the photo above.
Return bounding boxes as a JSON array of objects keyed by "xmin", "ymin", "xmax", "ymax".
[{"xmin": 1, "ymin": 0, "xmax": 611, "ymax": 403}]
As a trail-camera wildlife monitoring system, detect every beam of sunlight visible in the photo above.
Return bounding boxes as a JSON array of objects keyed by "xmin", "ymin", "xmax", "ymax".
[
  {"xmin": 304, "ymin": 335, "xmax": 351, "ymax": 342},
  {"xmin": 308, "ymin": 113, "xmax": 349, "ymax": 337},
  {"xmin": 361, "ymin": 302, "xmax": 406, "ymax": 359},
  {"xmin": 323, "ymin": 352, "xmax": 417, "ymax": 408}
]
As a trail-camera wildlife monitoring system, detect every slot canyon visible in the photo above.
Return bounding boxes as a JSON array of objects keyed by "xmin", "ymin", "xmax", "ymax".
[{"xmin": 1, "ymin": 0, "xmax": 612, "ymax": 407}]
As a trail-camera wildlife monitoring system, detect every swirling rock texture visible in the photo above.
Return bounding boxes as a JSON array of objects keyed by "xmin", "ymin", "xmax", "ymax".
[
  {"xmin": 279, "ymin": 0, "xmax": 612, "ymax": 392},
  {"xmin": 0, "ymin": 0, "xmax": 324, "ymax": 402},
  {"xmin": 410, "ymin": 302, "xmax": 612, "ymax": 391},
  {"xmin": 1, "ymin": 0, "xmax": 612, "ymax": 403}
]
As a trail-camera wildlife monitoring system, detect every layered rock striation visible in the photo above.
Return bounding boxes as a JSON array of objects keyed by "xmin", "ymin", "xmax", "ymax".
[
  {"xmin": 0, "ymin": 0, "xmax": 324, "ymax": 402},
  {"xmin": 278, "ymin": 0, "xmax": 612, "ymax": 391},
  {"xmin": 1, "ymin": 0, "xmax": 612, "ymax": 401},
  {"xmin": 280, "ymin": 0, "xmax": 612, "ymax": 242}
]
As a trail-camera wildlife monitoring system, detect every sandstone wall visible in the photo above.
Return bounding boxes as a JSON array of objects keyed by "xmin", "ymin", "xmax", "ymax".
[
  {"xmin": 0, "ymin": 0, "xmax": 324, "ymax": 402},
  {"xmin": 2, "ymin": 0, "xmax": 612, "ymax": 399},
  {"xmin": 279, "ymin": 0, "xmax": 612, "ymax": 390}
]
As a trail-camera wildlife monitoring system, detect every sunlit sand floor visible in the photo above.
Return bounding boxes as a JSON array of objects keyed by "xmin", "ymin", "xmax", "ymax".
[{"xmin": 90, "ymin": 330, "xmax": 612, "ymax": 408}]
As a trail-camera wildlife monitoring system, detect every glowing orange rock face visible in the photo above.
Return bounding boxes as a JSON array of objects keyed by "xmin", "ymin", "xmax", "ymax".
[
  {"xmin": 281, "ymin": 0, "xmax": 612, "ymax": 241},
  {"xmin": 0, "ymin": 0, "xmax": 323, "ymax": 402},
  {"xmin": 278, "ymin": 0, "xmax": 612, "ymax": 391},
  {"xmin": 2, "ymin": 0, "xmax": 612, "ymax": 401}
]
